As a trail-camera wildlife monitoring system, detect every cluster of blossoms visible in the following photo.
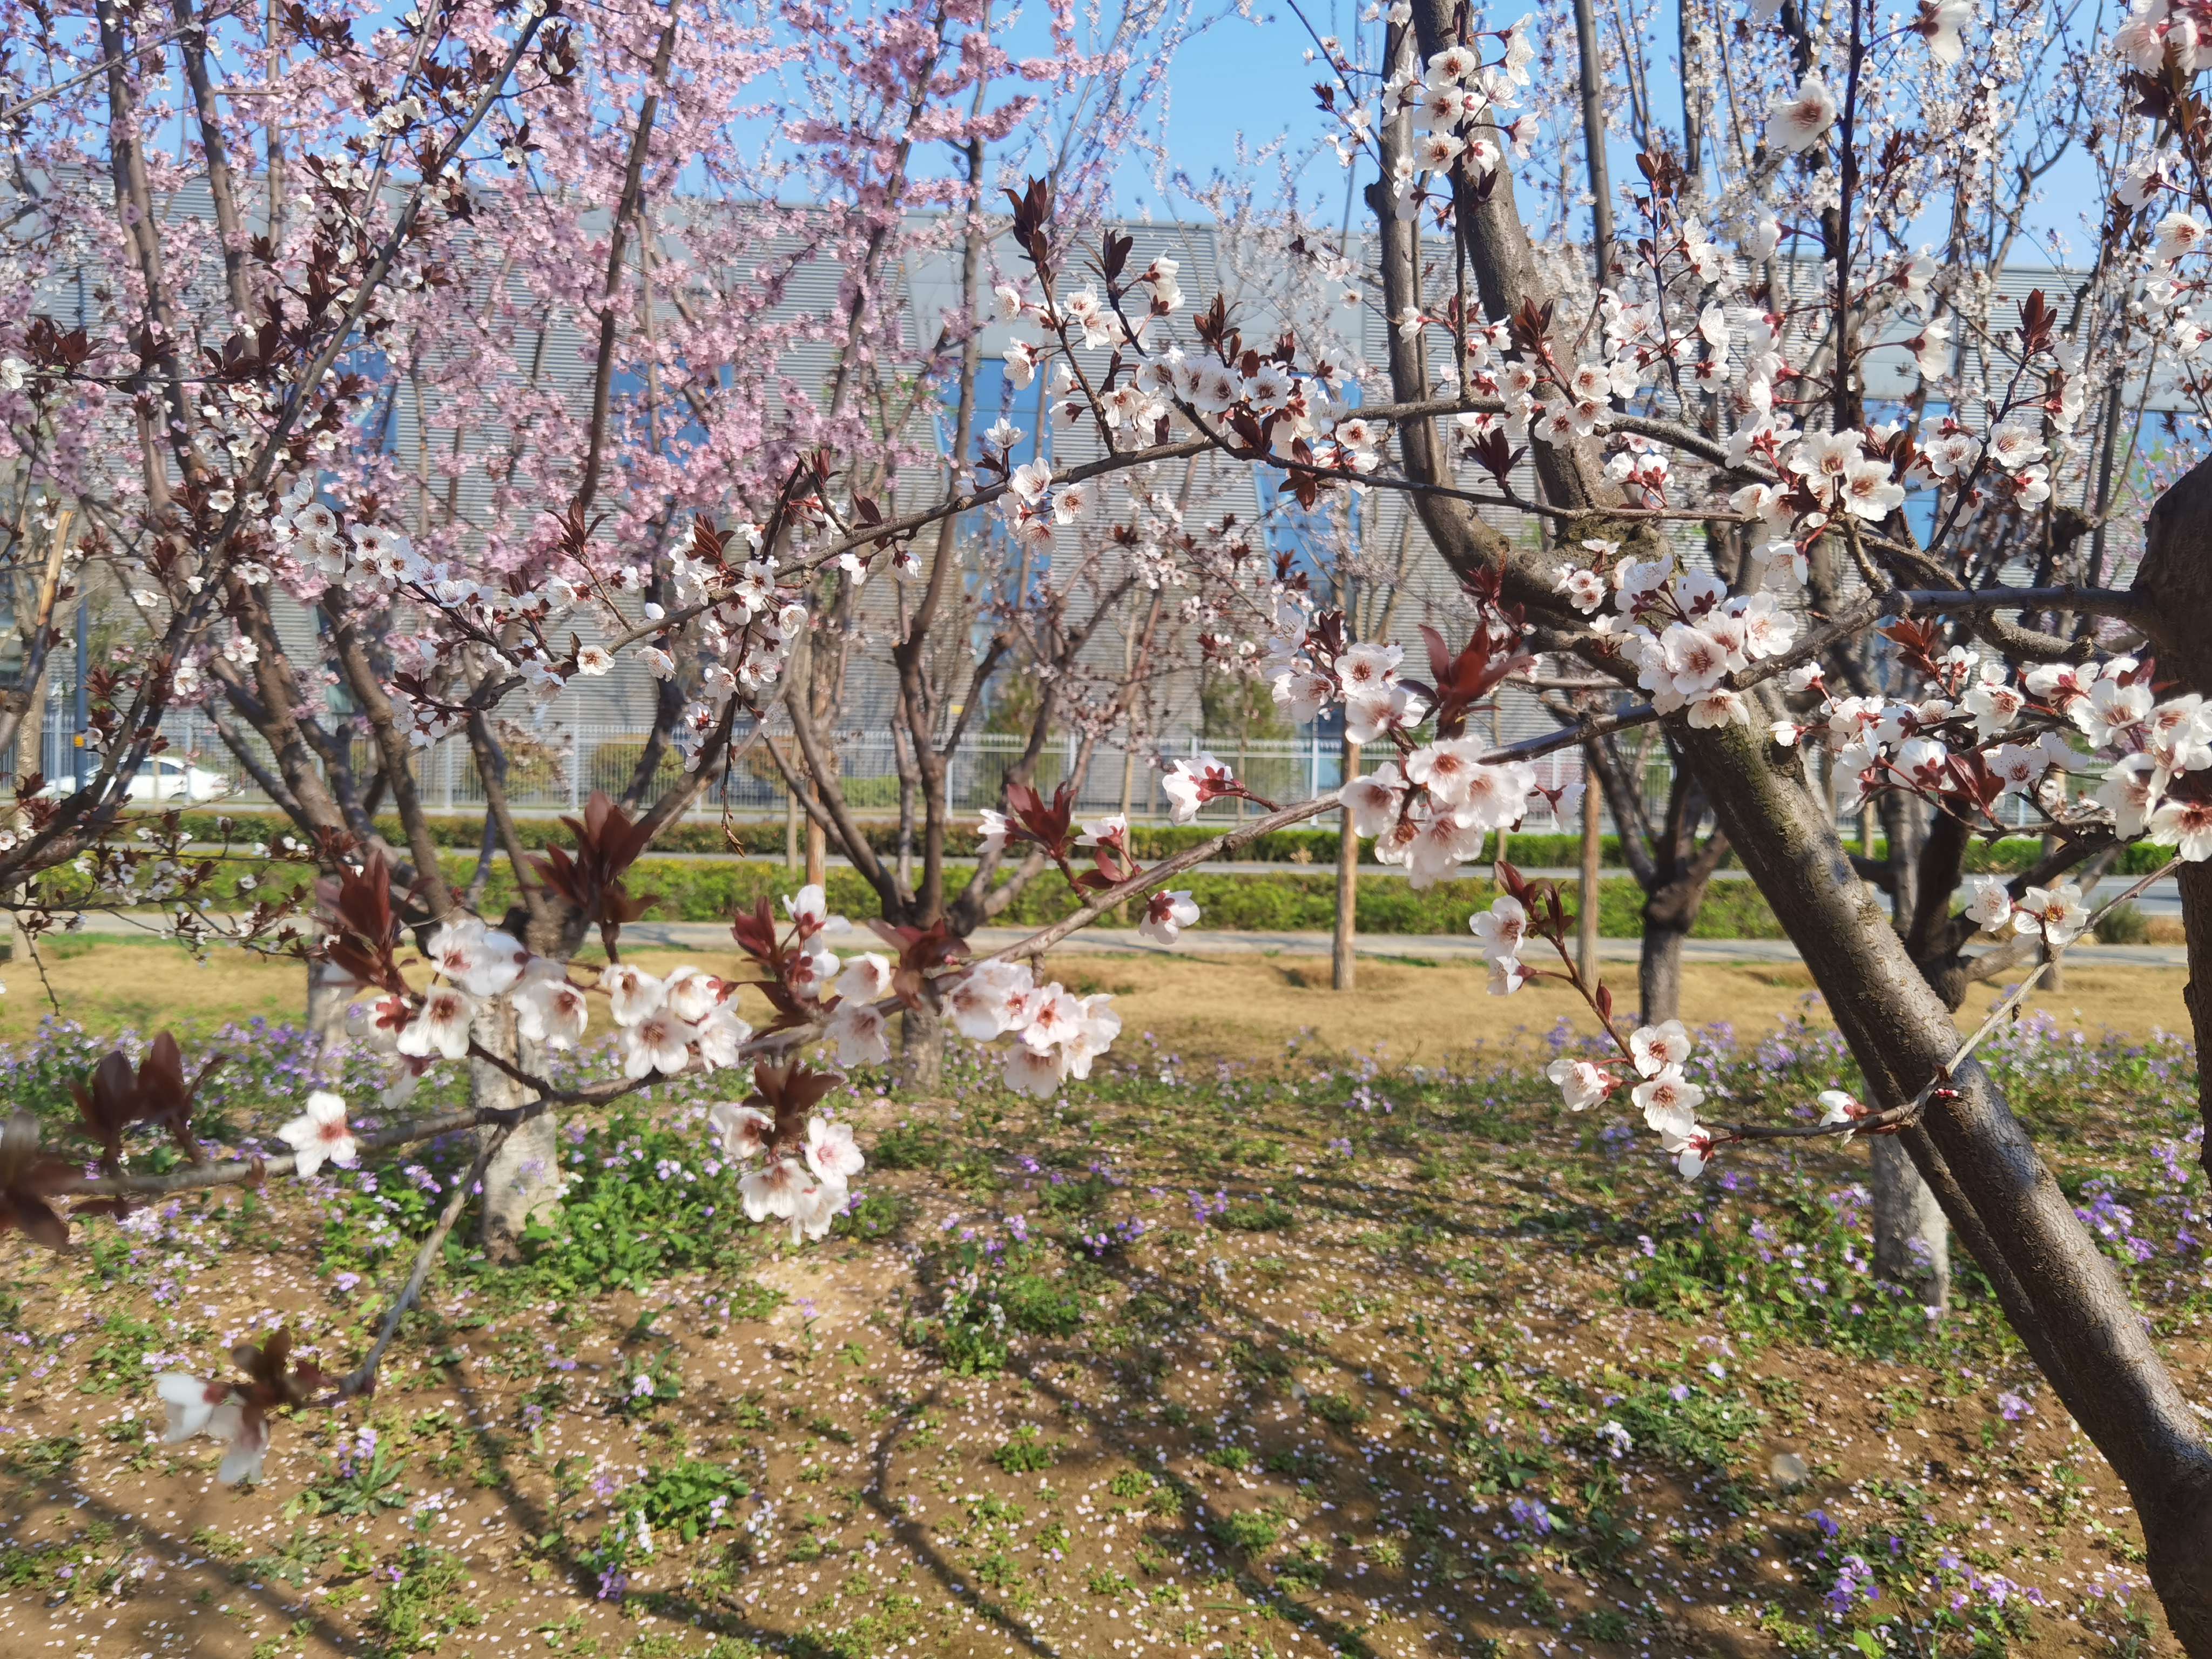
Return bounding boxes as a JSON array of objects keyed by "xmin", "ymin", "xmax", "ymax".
[
  {"xmin": 250, "ymin": 489, "xmax": 810, "ymax": 759},
  {"xmin": 2116, "ymin": 0, "xmax": 2212, "ymax": 387},
  {"xmin": 945, "ymin": 960, "xmax": 1122, "ymax": 1097},
  {"xmin": 341, "ymin": 914, "xmax": 753, "ymax": 1085},
  {"xmin": 1526, "ymin": 973, "xmax": 1888, "ymax": 1179},
  {"xmin": 1339, "ymin": 9, "xmax": 2062, "ymax": 586},
  {"xmin": 1340, "ymin": 736, "xmax": 1556, "ymax": 886},
  {"xmin": 707, "ymin": 1085, "xmax": 866, "ymax": 1244},
  {"xmin": 985, "ymin": 343, "xmax": 1378, "ymax": 555},
  {"xmin": 1459, "ymin": 865, "xmax": 1905, "ymax": 1183},
  {"xmin": 737, "ymin": 883, "xmax": 903, "ymax": 1069},
  {"xmin": 1538, "ymin": 1013, "xmax": 1714, "ymax": 1177},
  {"xmin": 1370, "ymin": 22, "xmax": 1538, "ymax": 216},
  {"xmin": 1552, "ymin": 545, "xmax": 1802, "ymax": 730},
  {"xmin": 1774, "ymin": 635, "xmax": 2212, "ymax": 867},
  {"xmin": 729, "ymin": 865, "xmax": 1126, "ymax": 1100},
  {"xmin": 1258, "ymin": 590, "xmax": 1577, "ymax": 888},
  {"xmin": 983, "ymin": 181, "xmax": 1386, "ymax": 561}
]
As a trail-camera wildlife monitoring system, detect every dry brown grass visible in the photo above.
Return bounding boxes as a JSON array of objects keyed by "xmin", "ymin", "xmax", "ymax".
[
  {"xmin": 0, "ymin": 938, "xmax": 2188, "ymax": 1060},
  {"xmin": 1030, "ymin": 950, "xmax": 2195, "ymax": 1061}
]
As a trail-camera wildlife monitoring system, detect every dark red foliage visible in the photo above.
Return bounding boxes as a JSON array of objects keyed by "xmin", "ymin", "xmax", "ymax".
[
  {"xmin": 69, "ymin": 1030, "xmax": 220, "ymax": 1175},
  {"xmin": 1001, "ymin": 779, "xmax": 1078, "ymax": 862},
  {"xmin": 227, "ymin": 1326, "xmax": 333, "ymax": 1427},
  {"xmin": 1404, "ymin": 625, "xmax": 1534, "ymax": 739},
  {"xmin": 744, "ymin": 1060, "xmax": 845, "ymax": 1150},
  {"xmin": 530, "ymin": 791, "xmax": 660, "ymax": 952},
  {"xmin": 0, "ymin": 1114, "xmax": 73, "ymax": 1251},
  {"xmin": 865, "ymin": 918, "xmax": 968, "ymax": 1009},
  {"xmin": 316, "ymin": 848, "xmax": 409, "ymax": 996}
]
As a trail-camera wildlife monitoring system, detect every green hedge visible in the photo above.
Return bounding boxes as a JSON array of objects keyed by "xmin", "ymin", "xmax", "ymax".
[
  {"xmin": 447, "ymin": 858, "xmax": 1784, "ymax": 939},
  {"xmin": 147, "ymin": 810, "xmax": 1636, "ymax": 868},
  {"xmin": 73, "ymin": 853, "xmax": 1771, "ymax": 940},
  {"xmin": 102, "ymin": 814, "xmax": 2162, "ymax": 935},
  {"xmin": 154, "ymin": 811, "xmax": 2166, "ymax": 876}
]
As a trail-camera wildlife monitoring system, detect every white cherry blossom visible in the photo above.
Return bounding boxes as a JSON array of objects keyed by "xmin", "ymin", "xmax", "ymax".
[
  {"xmin": 2015, "ymin": 884, "xmax": 2090, "ymax": 946},
  {"xmin": 1138, "ymin": 890, "xmax": 1201, "ymax": 944},
  {"xmin": 278, "ymin": 1090, "xmax": 356, "ymax": 1177},
  {"xmin": 1633, "ymin": 1065, "xmax": 1706, "ymax": 1136},
  {"xmin": 396, "ymin": 986, "xmax": 475, "ymax": 1061},
  {"xmin": 709, "ymin": 1102, "xmax": 773, "ymax": 1160},
  {"xmin": 1469, "ymin": 895, "xmax": 1527, "ymax": 962},
  {"xmin": 1630, "ymin": 1020, "xmax": 1692, "ymax": 1077},
  {"xmin": 824, "ymin": 1000, "xmax": 890, "ymax": 1066},
  {"xmin": 835, "ymin": 953, "xmax": 895, "ymax": 1004},
  {"xmin": 1766, "ymin": 73, "xmax": 1837, "ymax": 153},
  {"xmin": 1963, "ymin": 875, "xmax": 2015, "ymax": 933},
  {"xmin": 1545, "ymin": 1056, "xmax": 1616, "ymax": 1110},
  {"xmin": 619, "ymin": 1008, "xmax": 697, "ymax": 1078}
]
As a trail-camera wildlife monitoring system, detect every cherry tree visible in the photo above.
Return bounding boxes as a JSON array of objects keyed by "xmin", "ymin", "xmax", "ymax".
[
  {"xmin": 15, "ymin": 0, "xmax": 2212, "ymax": 1643},
  {"xmin": 1263, "ymin": 0, "xmax": 2212, "ymax": 1639}
]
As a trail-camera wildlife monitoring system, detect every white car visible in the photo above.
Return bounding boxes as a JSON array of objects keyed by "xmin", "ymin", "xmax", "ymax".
[{"xmin": 43, "ymin": 754, "xmax": 233, "ymax": 802}]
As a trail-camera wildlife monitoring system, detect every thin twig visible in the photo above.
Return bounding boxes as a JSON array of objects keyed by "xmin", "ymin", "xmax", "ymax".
[
  {"xmin": 337, "ymin": 1124, "xmax": 510, "ymax": 1399},
  {"xmin": 23, "ymin": 928, "xmax": 60, "ymax": 1017},
  {"xmin": 1721, "ymin": 859, "xmax": 2181, "ymax": 1144}
]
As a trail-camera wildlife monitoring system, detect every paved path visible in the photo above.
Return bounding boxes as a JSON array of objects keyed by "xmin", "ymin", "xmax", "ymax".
[
  {"xmin": 607, "ymin": 921, "xmax": 2188, "ymax": 969},
  {"xmin": 54, "ymin": 911, "xmax": 2189, "ymax": 968},
  {"xmin": 170, "ymin": 843, "xmax": 2188, "ymax": 916}
]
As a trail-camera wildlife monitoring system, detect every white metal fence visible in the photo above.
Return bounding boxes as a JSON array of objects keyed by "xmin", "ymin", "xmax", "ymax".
[{"xmin": 30, "ymin": 694, "xmax": 2060, "ymax": 838}]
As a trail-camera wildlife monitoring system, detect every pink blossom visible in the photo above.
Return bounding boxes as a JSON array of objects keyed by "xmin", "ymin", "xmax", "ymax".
[
  {"xmin": 1545, "ymin": 1057, "xmax": 1617, "ymax": 1110},
  {"xmin": 619, "ymin": 1009, "xmax": 697, "ymax": 1078},
  {"xmin": 1469, "ymin": 895, "xmax": 1527, "ymax": 963},
  {"xmin": 710, "ymin": 1103, "xmax": 774, "ymax": 1161},
  {"xmin": 823, "ymin": 1000, "xmax": 890, "ymax": 1067}
]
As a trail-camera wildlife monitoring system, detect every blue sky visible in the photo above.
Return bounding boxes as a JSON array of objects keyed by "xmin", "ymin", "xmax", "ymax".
[
  {"xmin": 1090, "ymin": 4, "xmax": 2105, "ymax": 261},
  {"xmin": 139, "ymin": 0, "xmax": 2101, "ymax": 260},
  {"xmin": 1122, "ymin": 3, "xmax": 1369, "ymax": 222}
]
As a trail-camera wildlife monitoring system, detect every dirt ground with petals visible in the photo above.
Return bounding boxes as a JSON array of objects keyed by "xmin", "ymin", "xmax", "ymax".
[{"xmin": 0, "ymin": 944, "xmax": 2201, "ymax": 1659}]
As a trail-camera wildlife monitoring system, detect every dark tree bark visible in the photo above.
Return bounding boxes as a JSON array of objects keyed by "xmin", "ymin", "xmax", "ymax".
[
  {"xmin": 2135, "ymin": 460, "xmax": 2212, "ymax": 1192},
  {"xmin": 898, "ymin": 993, "xmax": 945, "ymax": 1093}
]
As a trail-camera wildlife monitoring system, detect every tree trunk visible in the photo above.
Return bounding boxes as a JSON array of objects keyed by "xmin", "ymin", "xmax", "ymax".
[
  {"xmin": 1578, "ymin": 761, "xmax": 1601, "ymax": 982},
  {"xmin": 1333, "ymin": 738, "xmax": 1358, "ymax": 991},
  {"xmin": 1878, "ymin": 788, "xmax": 1920, "ymax": 930},
  {"xmin": 1870, "ymin": 1135, "xmax": 1949, "ymax": 1310},
  {"xmin": 1637, "ymin": 917, "xmax": 1686, "ymax": 1026},
  {"xmin": 2184, "ymin": 862, "xmax": 2212, "ymax": 1183},
  {"xmin": 1372, "ymin": 9, "xmax": 2212, "ymax": 1631},
  {"xmin": 470, "ymin": 996, "xmax": 561, "ymax": 1261},
  {"xmin": 306, "ymin": 961, "xmax": 352, "ymax": 1077},
  {"xmin": 1675, "ymin": 712, "xmax": 2212, "ymax": 1651},
  {"xmin": 897, "ymin": 994, "xmax": 943, "ymax": 1094},
  {"xmin": 2140, "ymin": 458, "xmax": 2212, "ymax": 1188},
  {"xmin": 2113, "ymin": 454, "xmax": 2212, "ymax": 1647}
]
